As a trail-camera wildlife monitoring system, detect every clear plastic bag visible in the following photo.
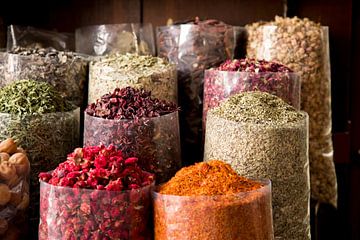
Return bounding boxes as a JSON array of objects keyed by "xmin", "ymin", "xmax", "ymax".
[
  {"xmin": 39, "ymin": 180, "xmax": 154, "ymax": 240},
  {"xmin": 204, "ymin": 112, "xmax": 310, "ymax": 240},
  {"xmin": 88, "ymin": 54, "xmax": 177, "ymax": 104},
  {"xmin": 7, "ymin": 25, "xmax": 75, "ymax": 51},
  {"xmin": 156, "ymin": 20, "xmax": 236, "ymax": 165},
  {"xmin": 75, "ymin": 23, "xmax": 155, "ymax": 56},
  {"xmin": 203, "ymin": 70, "xmax": 300, "ymax": 128},
  {"xmin": 0, "ymin": 146, "xmax": 30, "ymax": 239},
  {"xmin": 246, "ymin": 18, "xmax": 336, "ymax": 207},
  {"xmin": 0, "ymin": 108, "xmax": 80, "ymax": 234},
  {"xmin": 0, "ymin": 51, "xmax": 88, "ymax": 107},
  {"xmin": 83, "ymin": 111, "xmax": 181, "ymax": 184},
  {"xmin": 153, "ymin": 180, "xmax": 273, "ymax": 240}
]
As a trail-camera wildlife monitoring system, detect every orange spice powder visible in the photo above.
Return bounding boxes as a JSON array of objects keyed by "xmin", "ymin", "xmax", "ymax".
[{"xmin": 159, "ymin": 160, "xmax": 262, "ymax": 196}]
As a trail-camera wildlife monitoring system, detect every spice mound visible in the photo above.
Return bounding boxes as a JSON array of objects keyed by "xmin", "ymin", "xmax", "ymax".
[
  {"xmin": 0, "ymin": 79, "xmax": 74, "ymax": 114},
  {"xmin": 88, "ymin": 53, "xmax": 177, "ymax": 103},
  {"xmin": 212, "ymin": 91, "xmax": 304, "ymax": 125},
  {"xmin": 216, "ymin": 58, "xmax": 292, "ymax": 72},
  {"xmin": 159, "ymin": 160, "xmax": 262, "ymax": 196},
  {"xmin": 84, "ymin": 87, "xmax": 181, "ymax": 183},
  {"xmin": 86, "ymin": 86, "xmax": 178, "ymax": 120},
  {"xmin": 153, "ymin": 160, "xmax": 273, "ymax": 240},
  {"xmin": 39, "ymin": 145, "xmax": 154, "ymax": 240}
]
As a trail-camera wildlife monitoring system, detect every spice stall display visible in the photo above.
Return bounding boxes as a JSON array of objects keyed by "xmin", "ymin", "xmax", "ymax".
[
  {"xmin": 0, "ymin": 138, "xmax": 30, "ymax": 239},
  {"xmin": 204, "ymin": 92, "xmax": 310, "ymax": 239},
  {"xmin": 39, "ymin": 145, "xmax": 154, "ymax": 240},
  {"xmin": 84, "ymin": 87, "xmax": 181, "ymax": 184},
  {"xmin": 0, "ymin": 47, "xmax": 88, "ymax": 107},
  {"xmin": 157, "ymin": 17, "xmax": 236, "ymax": 165},
  {"xmin": 0, "ymin": 80, "xmax": 80, "ymax": 235},
  {"xmin": 75, "ymin": 23, "xmax": 155, "ymax": 56},
  {"xmin": 203, "ymin": 58, "xmax": 300, "ymax": 129},
  {"xmin": 246, "ymin": 16, "xmax": 336, "ymax": 207},
  {"xmin": 153, "ymin": 160, "xmax": 273, "ymax": 240},
  {"xmin": 88, "ymin": 53, "xmax": 177, "ymax": 104}
]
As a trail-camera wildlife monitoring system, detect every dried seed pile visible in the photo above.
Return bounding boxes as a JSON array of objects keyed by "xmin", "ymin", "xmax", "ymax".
[
  {"xmin": 204, "ymin": 91, "xmax": 310, "ymax": 240},
  {"xmin": 0, "ymin": 47, "xmax": 88, "ymax": 107},
  {"xmin": 246, "ymin": 16, "xmax": 336, "ymax": 206},
  {"xmin": 88, "ymin": 53, "xmax": 177, "ymax": 104},
  {"xmin": 153, "ymin": 160, "xmax": 273, "ymax": 240}
]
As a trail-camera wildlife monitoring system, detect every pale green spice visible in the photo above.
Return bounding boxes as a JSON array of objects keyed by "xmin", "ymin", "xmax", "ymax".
[{"xmin": 211, "ymin": 91, "xmax": 305, "ymax": 125}]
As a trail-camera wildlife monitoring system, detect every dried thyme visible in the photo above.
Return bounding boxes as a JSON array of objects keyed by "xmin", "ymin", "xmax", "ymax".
[
  {"xmin": 88, "ymin": 53, "xmax": 177, "ymax": 104},
  {"xmin": 204, "ymin": 91, "xmax": 310, "ymax": 240}
]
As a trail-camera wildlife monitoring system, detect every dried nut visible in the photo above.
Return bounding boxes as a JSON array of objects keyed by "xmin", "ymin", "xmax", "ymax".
[
  {"xmin": 0, "ymin": 163, "xmax": 16, "ymax": 181},
  {"xmin": 17, "ymin": 193, "xmax": 29, "ymax": 210},
  {"xmin": 9, "ymin": 192, "xmax": 22, "ymax": 206},
  {"xmin": 0, "ymin": 219, "xmax": 8, "ymax": 235},
  {"xmin": 0, "ymin": 139, "xmax": 17, "ymax": 154},
  {"xmin": 6, "ymin": 175, "xmax": 20, "ymax": 189},
  {"xmin": 15, "ymin": 147, "xmax": 26, "ymax": 154},
  {"xmin": 8, "ymin": 153, "xmax": 30, "ymax": 176},
  {"xmin": 0, "ymin": 153, "xmax": 10, "ymax": 162},
  {"xmin": 0, "ymin": 184, "xmax": 11, "ymax": 205}
]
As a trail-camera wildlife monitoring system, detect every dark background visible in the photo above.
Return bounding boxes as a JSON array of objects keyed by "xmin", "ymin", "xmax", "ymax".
[{"xmin": 0, "ymin": 0, "xmax": 358, "ymax": 239}]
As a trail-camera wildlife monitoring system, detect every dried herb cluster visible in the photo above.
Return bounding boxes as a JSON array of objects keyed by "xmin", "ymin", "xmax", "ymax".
[
  {"xmin": 0, "ymin": 47, "xmax": 88, "ymax": 107},
  {"xmin": 246, "ymin": 16, "xmax": 336, "ymax": 207},
  {"xmin": 39, "ymin": 145, "xmax": 154, "ymax": 240},
  {"xmin": 157, "ymin": 18, "xmax": 235, "ymax": 165},
  {"xmin": 88, "ymin": 53, "xmax": 177, "ymax": 104},
  {"xmin": 153, "ymin": 160, "xmax": 273, "ymax": 240},
  {"xmin": 84, "ymin": 87, "xmax": 181, "ymax": 184},
  {"xmin": 204, "ymin": 92, "xmax": 310, "ymax": 240}
]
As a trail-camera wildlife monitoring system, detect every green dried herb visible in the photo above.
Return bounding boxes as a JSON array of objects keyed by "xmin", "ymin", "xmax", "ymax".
[
  {"xmin": 211, "ymin": 91, "xmax": 304, "ymax": 124},
  {"xmin": 0, "ymin": 79, "xmax": 73, "ymax": 114}
]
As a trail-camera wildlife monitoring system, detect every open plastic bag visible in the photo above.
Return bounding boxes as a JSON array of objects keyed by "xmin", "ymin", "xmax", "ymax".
[
  {"xmin": 76, "ymin": 23, "xmax": 155, "ymax": 56},
  {"xmin": 7, "ymin": 25, "xmax": 75, "ymax": 51}
]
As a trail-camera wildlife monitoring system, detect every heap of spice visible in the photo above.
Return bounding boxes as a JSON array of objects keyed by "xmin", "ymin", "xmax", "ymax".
[
  {"xmin": 0, "ymin": 138, "xmax": 30, "ymax": 239},
  {"xmin": 153, "ymin": 160, "xmax": 273, "ymax": 240},
  {"xmin": 39, "ymin": 145, "xmax": 154, "ymax": 240},
  {"xmin": 75, "ymin": 23, "xmax": 155, "ymax": 56},
  {"xmin": 88, "ymin": 53, "xmax": 177, "ymax": 104},
  {"xmin": 246, "ymin": 16, "xmax": 336, "ymax": 207},
  {"xmin": 84, "ymin": 87, "xmax": 181, "ymax": 183},
  {"xmin": 0, "ymin": 47, "xmax": 88, "ymax": 106},
  {"xmin": 204, "ymin": 91, "xmax": 310, "ymax": 240},
  {"xmin": 157, "ymin": 17, "xmax": 236, "ymax": 165},
  {"xmin": 0, "ymin": 80, "xmax": 79, "ymax": 237}
]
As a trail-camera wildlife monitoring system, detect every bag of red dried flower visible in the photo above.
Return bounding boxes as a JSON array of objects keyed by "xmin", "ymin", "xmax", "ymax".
[
  {"xmin": 153, "ymin": 160, "xmax": 274, "ymax": 240},
  {"xmin": 84, "ymin": 87, "xmax": 181, "ymax": 184},
  {"xmin": 39, "ymin": 145, "xmax": 155, "ymax": 240},
  {"xmin": 203, "ymin": 58, "xmax": 300, "ymax": 130}
]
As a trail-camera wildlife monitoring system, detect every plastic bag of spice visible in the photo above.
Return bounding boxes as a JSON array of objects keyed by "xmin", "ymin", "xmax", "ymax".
[
  {"xmin": 7, "ymin": 25, "xmax": 75, "ymax": 51},
  {"xmin": 156, "ymin": 18, "xmax": 237, "ymax": 165},
  {"xmin": 0, "ymin": 139, "xmax": 30, "ymax": 239},
  {"xmin": 246, "ymin": 16, "xmax": 336, "ymax": 207},
  {"xmin": 203, "ymin": 58, "xmax": 300, "ymax": 129},
  {"xmin": 84, "ymin": 87, "xmax": 181, "ymax": 184},
  {"xmin": 76, "ymin": 23, "xmax": 155, "ymax": 56},
  {"xmin": 88, "ymin": 53, "xmax": 177, "ymax": 104},
  {"xmin": 0, "ymin": 47, "xmax": 88, "ymax": 107},
  {"xmin": 204, "ymin": 92, "xmax": 310, "ymax": 240},
  {"xmin": 153, "ymin": 160, "xmax": 274, "ymax": 240},
  {"xmin": 39, "ymin": 145, "xmax": 155, "ymax": 240}
]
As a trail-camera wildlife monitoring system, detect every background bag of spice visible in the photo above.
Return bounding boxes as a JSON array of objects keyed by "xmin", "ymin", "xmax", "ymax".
[
  {"xmin": 39, "ymin": 181, "xmax": 153, "ymax": 240},
  {"xmin": 7, "ymin": 25, "xmax": 75, "ymax": 51},
  {"xmin": 156, "ymin": 18, "xmax": 236, "ymax": 165},
  {"xmin": 84, "ymin": 112, "xmax": 181, "ymax": 184},
  {"xmin": 75, "ymin": 23, "xmax": 155, "ymax": 56},
  {"xmin": 0, "ymin": 139, "xmax": 30, "ymax": 239},
  {"xmin": 0, "ymin": 48, "xmax": 88, "ymax": 107},
  {"xmin": 246, "ymin": 17, "xmax": 336, "ymax": 207}
]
